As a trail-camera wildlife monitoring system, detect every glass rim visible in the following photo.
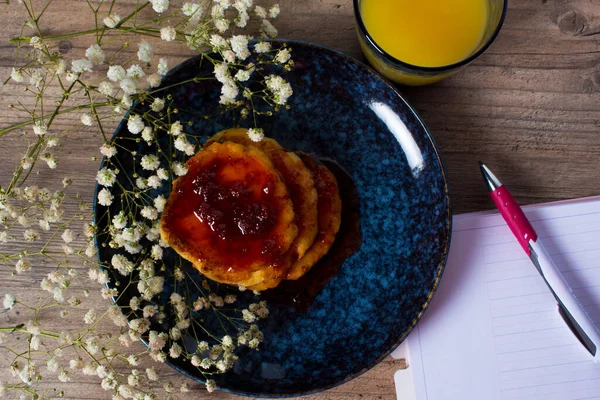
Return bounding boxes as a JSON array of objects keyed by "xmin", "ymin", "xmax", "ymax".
[{"xmin": 353, "ymin": 0, "xmax": 509, "ymax": 73}]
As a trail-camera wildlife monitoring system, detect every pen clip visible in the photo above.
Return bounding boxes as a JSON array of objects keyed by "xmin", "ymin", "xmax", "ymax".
[{"xmin": 529, "ymin": 245, "xmax": 597, "ymax": 357}]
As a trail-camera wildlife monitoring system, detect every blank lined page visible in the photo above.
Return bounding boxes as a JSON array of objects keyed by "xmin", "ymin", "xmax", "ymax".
[{"xmin": 404, "ymin": 197, "xmax": 600, "ymax": 400}]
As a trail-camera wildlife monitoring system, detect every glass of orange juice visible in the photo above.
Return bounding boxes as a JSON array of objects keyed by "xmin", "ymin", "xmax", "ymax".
[{"xmin": 354, "ymin": 0, "xmax": 507, "ymax": 86}]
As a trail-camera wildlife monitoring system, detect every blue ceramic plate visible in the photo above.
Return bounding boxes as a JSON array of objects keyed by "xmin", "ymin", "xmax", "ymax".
[{"xmin": 94, "ymin": 40, "xmax": 451, "ymax": 397}]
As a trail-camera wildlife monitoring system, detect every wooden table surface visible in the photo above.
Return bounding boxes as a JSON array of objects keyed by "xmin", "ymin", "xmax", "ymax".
[{"xmin": 1, "ymin": 0, "xmax": 599, "ymax": 399}]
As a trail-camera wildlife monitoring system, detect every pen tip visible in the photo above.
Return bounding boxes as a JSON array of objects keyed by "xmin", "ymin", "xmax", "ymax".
[{"xmin": 478, "ymin": 160, "xmax": 484, "ymax": 168}]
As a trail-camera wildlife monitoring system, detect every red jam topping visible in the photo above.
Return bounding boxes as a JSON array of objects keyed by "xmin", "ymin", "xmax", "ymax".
[{"xmin": 162, "ymin": 154, "xmax": 287, "ymax": 271}]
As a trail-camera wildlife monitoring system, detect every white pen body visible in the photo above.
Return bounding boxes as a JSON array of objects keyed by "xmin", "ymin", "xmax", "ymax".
[{"xmin": 529, "ymin": 239, "xmax": 600, "ymax": 362}]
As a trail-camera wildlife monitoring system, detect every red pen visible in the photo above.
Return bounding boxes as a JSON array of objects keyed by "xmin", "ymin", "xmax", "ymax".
[{"xmin": 479, "ymin": 162, "xmax": 600, "ymax": 361}]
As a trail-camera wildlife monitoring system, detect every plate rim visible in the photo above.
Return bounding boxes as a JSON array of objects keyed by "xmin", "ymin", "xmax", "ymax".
[{"xmin": 92, "ymin": 38, "xmax": 453, "ymax": 398}]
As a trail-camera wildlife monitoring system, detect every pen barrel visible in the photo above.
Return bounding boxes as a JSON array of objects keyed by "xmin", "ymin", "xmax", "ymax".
[
  {"xmin": 530, "ymin": 240, "xmax": 600, "ymax": 361},
  {"xmin": 491, "ymin": 186, "xmax": 537, "ymax": 255}
]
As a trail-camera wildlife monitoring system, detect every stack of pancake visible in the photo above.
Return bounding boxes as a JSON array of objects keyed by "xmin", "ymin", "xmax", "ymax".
[{"xmin": 160, "ymin": 128, "xmax": 342, "ymax": 291}]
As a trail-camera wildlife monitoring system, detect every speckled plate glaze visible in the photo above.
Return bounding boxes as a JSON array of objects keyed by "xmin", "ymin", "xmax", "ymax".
[{"xmin": 94, "ymin": 40, "xmax": 451, "ymax": 397}]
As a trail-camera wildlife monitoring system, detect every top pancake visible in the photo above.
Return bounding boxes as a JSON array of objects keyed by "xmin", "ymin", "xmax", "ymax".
[
  {"xmin": 159, "ymin": 141, "xmax": 298, "ymax": 288},
  {"xmin": 205, "ymin": 128, "xmax": 319, "ymax": 263}
]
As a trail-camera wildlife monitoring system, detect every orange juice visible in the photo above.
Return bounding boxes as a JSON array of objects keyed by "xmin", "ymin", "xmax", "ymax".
[{"xmin": 360, "ymin": 0, "xmax": 488, "ymax": 68}]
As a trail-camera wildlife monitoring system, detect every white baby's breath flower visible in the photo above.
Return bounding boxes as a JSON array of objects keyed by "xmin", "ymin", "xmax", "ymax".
[
  {"xmin": 269, "ymin": 4, "xmax": 280, "ymax": 18},
  {"xmin": 230, "ymin": 35, "xmax": 250, "ymax": 60},
  {"xmin": 157, "ymin": 58, "xmax": 169, "ymax": 76},
  {"xmin": 62, "ymin": 244, "xmax": 73, "ymax": 255},
  {"xmin": 214, "ymin": 63, "xmax": 229, "ymax": 83},
  {"xmin": 103, "ymin": 14, "xmax": 121, "ymax": 28},
  {"xmin": 11, "ymin": 68, "xmax": 24, "ymax": 83},
  {"xmin": 169, "ymin": 343, "xmax": 182, "ymax": 358},
  {"xmin": 254, "ymin": 5, "xmax": 267, "ymax": 18},
  {"xmin": 20, "ymin": 156, "xmax": 33, "ymax": 170},
  {"xmin": 120, "ymin": 78, "xmax": 139, "ymax": 95},
  {"xmin": 265, "ymin": 75, "xmax": 293, "ymax": 105},
  {"xmin": 214, "ymin": 18, "xmax": 230, "ymax": 33},
  {"xmin": 147, "ymin": 175, "xmax": 162, "ymax": 189},
  {"xmin": 107, "ymin": 65, "xmax": 126, "ymax": 82},
  {"xmin": 29, "ymin": 68, "xmax": 44, "ymax": 89},
  {"xmin": 150, "ymin": 0, "xmax": 170, "ymax": 13},
  {"xmin": 169, "ymin": 121, "xmax": 183, "ymax": 136},
  {"xmin": 58, "ymin": 369, "xmax": 70, "ymax": 382},
  {"xmin": 254, "ymin": 41, "xmax": 271, "ymax": 54},
  {"xmin": 147, "ymin": 73, "xmax": 161, "ymax": 88},
  {"xmin": 71, "ymin": 59, "xmax": 93, "ymax": 73},
  {"xmin": 61, "ymin": 229, "xmax": 74, "ymax": 244},
  {"xmin": 142, "ymin": 304, "xmax": 157, "ymax": 318},
  {"xmin": 98, "ymin": 81, "xmax": 114, "ymax": 97},
  {"xmin": 127, "ymin": 64, "xmax": 145, "ymax": 79},
  {"xmin": 220, "ymin": 79, "xmax": 239, "ymax": 104},
  {"xmin": 182, "ymin": 2, "xmax": 201, "ymax": 16},
  {"xmin": 172, "ymin": 162, "xmax": 188, "ymax": 176},
  {"xmin": 127, "ymin": 114, "xmax": 145, "ymax": 134},
  {"xmin": 81, "ymin": 113, "xmax": 94, "ymax": 126},
  {"xmin": 112, "ymin": 211, "xmax": 127, "ymax": 229},
  {"xmin": 191, "ymin": 355, "xmax": 201, "ymax": 367},
  {"xmin": 223, "ymin": 49, "xmax": 236, "ymax": 63},
  {"xmin": 18, "ymin": 215, "xmax": 30, "ymax": 227},
  {"xmin": 211, "ymin": 2, "xmax": 226, "ymax": 18},
  {"xmin": 41, "ymin": 152, "xmax": 57, "ymax": 169},
  {"xmin": 174, "ymin": 136, "xmax": 195, "ymax": 155},
  {"xmin": 150, "ymin": 244, "xmax": 163, "ymax": 260},
  {"xmin": 148, "ymin": 331, "xmax": 168, "ymax": 351},
  {"xmin": 157, "ymin": 168, "xmax": 169, "ymax": 181},
  {"xmin": 206, "ymin": 379, "xmax": 216, "ymax": 393},
  {"xmin": 86, "ymin": 44, "xmax": 105, "ymax": 65},
  {"xmin": 160, "ymin": 26, "xmax": 177, "ymax": 42},
  {"xmin": 65, "ymin": 70, "xmax": 78, "ymax": 82},
  {"xmin": 141, "ymin": 127, "xmax": 154, "ymax": 143},
  {"xmin": 150, "ymin": 98, "xmax": 165, "ymax": 112},
  {"xmin": 69, "ymin": 358, "xmax": 83, "ymax": 370},
  {"xmin": 112, "ymin": 254, "xmax": 135, "ymax": 276},
  {"xmin": 101, "ymin": 288, "xmax": 118, "ymax": 300},
  {"xmin": 97, "ymin": 167, "xmax": 117, "ymax": 187},
  {"xmin": 236, "ymin": 10, "xmax": 249, "ymax": 28},
  {"xmin": 100, "ymin": 143, "xmax": 117, "ymax": 158},
  {"xmin": 137, "ymin": 41, "xmax": 153, "ymax": 63},
  {"xmin": 210, "ymin": 34, "xmax": 228, "ymax": 49},
  {"xmin": 30, "ymin": 36, "xmax": 42, "ymax": 48},
  {"xmin": 3, "ymin": 294, "xmax": 15, "ymax": 309},
  {"xmin": 170, "ymin": 327, "xmax": 182, "ymax": 341},
  {"xmin": 84, "ymin": 308, "xmax": 96, "ymax": 324},
  {"xmin": 275, "ymin": 48, "xmax": 291, "ymax": 64},
  {"xmin": 122, "ymin": 94, "xmax": 133, "ymax": 107},
  {"xmin": 153, "ymin": 195, "xmax": 166, "ymax": 212},
  {"xmin": 136, "ymin": 177, "xmax": 149, "ymax": 190},
  {"xmin": 97, "ymin": 188, "xmax": 114, "ymax": 206},
  {"xmin": 247, "ymin": 128, "xmax": 264, "ymax": 142},
  {"xmin": 141, "ymin": 154, "xmax": 160, "ymax": 170},
  {"xmin": 242, "ymin": 309, "xmax": 256, "ymax": 323},
  {"xmin": 261, "ymin": 19, "xmax": 278, "ymax": 38},
  {"xmin": 33, "ymin": 121, "xmax": 47, "ymax": 136},
  {"xmin": 146, "ymin": 368, "xmax": 158, "ymax": 381},
  {"xmin": 235, "ymin": 69, "xmax": 251, "ymax": 82},
  {"xmin": 141, "ymin": 206, "xmax": 158, "ymax": 221}
]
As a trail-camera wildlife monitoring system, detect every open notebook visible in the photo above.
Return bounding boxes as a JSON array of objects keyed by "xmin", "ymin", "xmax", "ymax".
[{"xmin": 394, "ymin": 196, "xmax": 600, "ymax": 400}]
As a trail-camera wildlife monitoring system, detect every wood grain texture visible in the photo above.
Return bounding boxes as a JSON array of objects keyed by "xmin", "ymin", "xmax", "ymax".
[{"xmin": 0, "ymin": 0, "xmax": 599, "ymax": 398}]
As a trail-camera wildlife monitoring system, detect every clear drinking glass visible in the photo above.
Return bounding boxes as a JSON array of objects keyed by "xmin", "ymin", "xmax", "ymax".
[{"xmin": 353, "ymin": 0, "xmax": 508, "ymax": 86}]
